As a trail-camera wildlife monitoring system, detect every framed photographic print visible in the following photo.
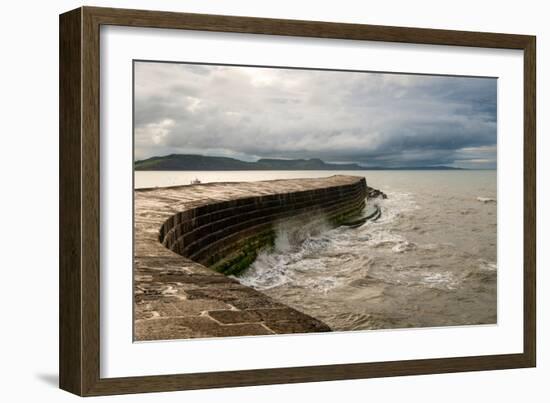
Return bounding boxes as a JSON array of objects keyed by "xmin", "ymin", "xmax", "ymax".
[{"xmin": 59, "ymin": 6, "xmax": 536, "ymax": 396}]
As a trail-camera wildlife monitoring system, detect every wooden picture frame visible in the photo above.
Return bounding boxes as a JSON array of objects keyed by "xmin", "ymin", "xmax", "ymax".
[{"xmin": 59, "ymin": 6, "xmax": 536, "ymax": 396}]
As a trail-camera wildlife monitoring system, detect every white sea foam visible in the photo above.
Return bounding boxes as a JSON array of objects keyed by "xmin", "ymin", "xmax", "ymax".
[
  {"xmin": 479, "ymin": 259, "xmax": 498, "ymax": 271},
  {"xmin": 391, "ymin": 241, "xmax": 417, "ymax": 253},
  {"xmin": 418, "ymin": 271, "xmax": 459, "ymax": 290},
  {"xmin": 239, "ymin": 191, "xmax": 420, "ymax": 291},
  {"xmin": 476, "ymin": 196, "xmax": 497, "ymax": 203},
  {"xmin": 237, "ymin": 219, "xmax": 334, "ymax": 290}
]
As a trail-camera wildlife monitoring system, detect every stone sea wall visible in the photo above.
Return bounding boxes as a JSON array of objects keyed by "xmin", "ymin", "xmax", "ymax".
[
  {"xmin": 159, "ymin": 177, "xmax": 367, "ymax": 275},
  {"xmin": 134, "ymin": 175, "xmax": 367, "ymax": 341}
]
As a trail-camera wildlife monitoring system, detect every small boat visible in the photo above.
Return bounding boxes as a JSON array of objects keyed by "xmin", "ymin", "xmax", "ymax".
[{"xmin": 190, "ymin": 178, "xmax": 201, "ymax": 185}]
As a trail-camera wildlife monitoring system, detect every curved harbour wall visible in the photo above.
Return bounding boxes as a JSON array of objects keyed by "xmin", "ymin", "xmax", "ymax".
[
  {"xmin": 159, "ymin": 177, "xmax": 367, "ymax": 275},
  {"xmin": 134, "ymin": 175, "xmax": 366, "ymax": 341}
]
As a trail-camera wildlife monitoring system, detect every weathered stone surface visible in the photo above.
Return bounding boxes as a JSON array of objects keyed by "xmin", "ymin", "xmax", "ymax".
[
  {"xmin": 208, "ymin": 308, "xmax": 316, "ymax": 324},
  {"xmin": 228, "ymin": 297, "xmax": 288, "ymax": 310},
  {"xmin": 135, "ymin": 317, "xmax": 274, "ymax": 340},
  {"xmin": 134, "ymin": 175, "xmax": 367, "ymax": 341},
  {"xmin": 140, "ymin": 299, "xmax": 232, "ymax": 318},
  {"xmin": 265, "ymin": 319, "xmax": 332, "ymax": 334}
]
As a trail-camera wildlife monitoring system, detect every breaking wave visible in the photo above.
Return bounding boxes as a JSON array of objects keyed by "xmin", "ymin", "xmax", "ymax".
[
  {"xmin": 477, "ymin": 196, "xmax": 497, "ymax": 203},
  {"xmin": 238, "ymin": 192, "xmax": 424, "ymax": 292}
]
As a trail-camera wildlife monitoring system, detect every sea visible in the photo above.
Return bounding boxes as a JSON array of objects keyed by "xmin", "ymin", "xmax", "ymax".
[{"xmin": 135, "ymin": 170, "xmax": 497, "ymax": 330}]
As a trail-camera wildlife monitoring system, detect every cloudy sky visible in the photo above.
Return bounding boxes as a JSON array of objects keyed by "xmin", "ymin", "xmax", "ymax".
[{"xmin": 134, "ymin": 61, "xmax": 497, "ymax": 169}]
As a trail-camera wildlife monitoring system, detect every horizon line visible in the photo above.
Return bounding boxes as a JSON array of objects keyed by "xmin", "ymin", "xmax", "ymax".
[{"xmin": 134, "ymin": 153, "xmax": 499, "ymax": 170}]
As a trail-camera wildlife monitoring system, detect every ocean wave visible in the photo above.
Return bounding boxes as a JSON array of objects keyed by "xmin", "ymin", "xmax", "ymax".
[
  {"xmin": 370, "ymin": 192, "xmax": 418, "ymax": 224},
  {"xmin": 476, "ymin": 196, "xmax": 497, "ymax": 203},
  {"xmin": 236, "ymin": 219, "xmax": 339, "ymax": 291},
  {"xmin": 392, "ymin": 241, "xmax": 417, "ymax": 253},
  {"xmin": 365, "ymin": 231, "xmax": 404, "ymax": 248},
  {"xmin": 369, "ymin": 264, "xmax": 460, "ymax": 290},
  {"xmin": 478, "ymin": 259, "xmax": 497, "ymax": 271},
  {"xmin": 417, "ymin": 271, "xmax": 459, "ymax": 290}
]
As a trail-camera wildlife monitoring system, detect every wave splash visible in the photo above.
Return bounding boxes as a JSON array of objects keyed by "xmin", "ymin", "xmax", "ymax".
[
  {"xmin": 237, "ymin": 192, "xmax": 424, "ymax": 292},
  {"xmin": 476, "ymin": 196, "xmax": 497, "ymax": 203},
  {"xmin": 236, "ymin": 217, "xmax": 337, "ymax": 291}
]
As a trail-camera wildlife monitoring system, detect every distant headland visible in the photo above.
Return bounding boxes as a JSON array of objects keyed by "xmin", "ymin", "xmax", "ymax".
[{"xmin": 134, "ymin": 154, "xmax": 465, "ymax": 171}]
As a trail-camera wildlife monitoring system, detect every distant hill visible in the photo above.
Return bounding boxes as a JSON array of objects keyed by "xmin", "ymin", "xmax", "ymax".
[
  {"xmin": 134, "ymin": 155, "xmax": 363, "ymax": 171},
  {"xmin": 134, "ymin": 154, "xmax": 464, "ymax": 171}
]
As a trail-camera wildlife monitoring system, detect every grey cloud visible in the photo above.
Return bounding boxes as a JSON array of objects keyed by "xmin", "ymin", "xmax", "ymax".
[{"xmin": 134, "ymin": 62, "xmax": 497, "ymax": 168}]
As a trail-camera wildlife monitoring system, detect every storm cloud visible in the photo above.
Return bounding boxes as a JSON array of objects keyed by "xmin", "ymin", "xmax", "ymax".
[{"xmin": 134, "ymin": 62, "xmax": 497, "ymax": 169}]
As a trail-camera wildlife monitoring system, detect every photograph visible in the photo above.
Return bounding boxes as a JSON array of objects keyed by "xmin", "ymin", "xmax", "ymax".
[{"xmin": 133, "ymin": 61, "xmax": 498, "ymax": 341}]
